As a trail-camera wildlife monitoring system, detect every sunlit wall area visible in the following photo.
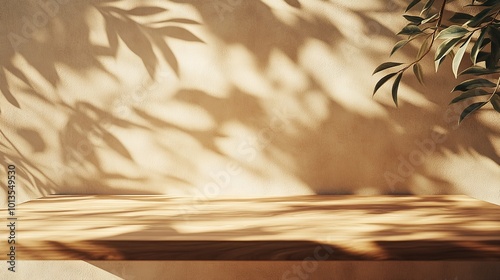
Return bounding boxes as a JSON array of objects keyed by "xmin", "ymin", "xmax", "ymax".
[{"xmin": 1, "ymin": 0, "xmax": 499, "ymax": 208}]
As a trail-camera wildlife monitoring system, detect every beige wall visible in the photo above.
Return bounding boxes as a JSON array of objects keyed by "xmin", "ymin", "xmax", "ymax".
[
  {"xmin": 1, "ymin": 0, "xmax": 499, "ymax": 208},
  {"xmin": 0, "ymin": 0, "xmax": 500, "ymax": 203},
  {"xmin": 1, "ymin": 1, "xmax": 499, "ymax": 279}
]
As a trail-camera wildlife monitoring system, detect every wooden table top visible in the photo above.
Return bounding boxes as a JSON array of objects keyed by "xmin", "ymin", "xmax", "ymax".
[{"xmin": 4, "ymin": 195, "xmax": 500, "ymax": 260}]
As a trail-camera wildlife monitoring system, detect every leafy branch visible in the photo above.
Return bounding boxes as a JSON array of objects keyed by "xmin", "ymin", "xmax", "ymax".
[{"xmin": 373, "ymin": 0, "xmax": 500, "ymax": 124}]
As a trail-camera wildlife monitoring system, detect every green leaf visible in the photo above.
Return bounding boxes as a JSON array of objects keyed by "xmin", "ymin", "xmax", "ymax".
[
  {"xmin": 452, "ymin": 78, "xmax": 497, "ymax": 92},
  {"xmin": 491, "ymin": 94, "xmax": 500, "ymax": 113},
  {"xmin": 374, "ymin": 72, "xmax": 398, "ymax": 96},
  {"xmin": 466, "ymin": 6, "xmax": 497, "ymax": 27},
  {"xmin": 459, "ymin": 102, "xmax": 487, "ymax": 123},
  {"xmin": 421, "ymin": 13, "xmax": 439, "ymax": 24},
  {"xmin": 392, "ymin": 72, "xmax": 403, "ymax": 106},
  {"xmin": 413, "ymin": 63, "xmax": 425, "ymax": 85},
  {"xmin": 406, "ymin": 0, "xmax": 422, "ymax": 12},
  {"xmin": 398, "ymin": 24, "xmax": 422, "ymax": 36},
  {"xmin": 488, "ymin": 23, "xmax": 500, "ymax": 45},
  {"xmin": 391, "ymin": 40, "xmax": 410, "ymax": 56},
  {"xmin": 459, "ymin": 66, "xmax": 500, "ymax": 75},
  {"xmin": 471, "ymin": 27, "xmax": 488, "ymax": 64},
  {"xmin": 449, "ymin": 12, "xmax": 474, "ymax": 24},
  {"xmin": 436, "ymin": 25, "xmax": 469, "ymax": 40},
  {"xmin": 435, "ymin": 37, "xmax": 462, "ymax": 62},
  {"xmin": 487, "ymin": 42, "xmax": 499, "ymax": 69},
  {"xmin": 417, "ymin": 35, "xmax": 432, "ymax": 60},
  {"xmin": 487, "ymin": 27, "xmax": 500, "ymax": 68},
  {"xmin": 373, "ymin": 62, "xmax": 404, "ymax": 75},
  {"xmin": 480, "ymin": 0, "xmax": 500, "ymax": 6},
  {"xmin": 450, "ymin": 88, "xmax": 489, "ymax": 104},
  {"xmin": 435, "ymin": 56, "xmax": 445, "ymax": 72},
  {"xmin": 476, "ymin": 50, "xmax": 490, "ymax": 63},
  {"xmin": 470, "ymin": 0, "xmax": 500, "ymax": 6},
  {"xmin": 452, "ymin": 36, "xmax": 472, "ymax": 78},
  {"xmin": 403, "ymin": 15, "xmax": 424, "ymax": 24},
  {"xmin": 421, "ymin": 0, "xmax": 435, "ymax": 16}
]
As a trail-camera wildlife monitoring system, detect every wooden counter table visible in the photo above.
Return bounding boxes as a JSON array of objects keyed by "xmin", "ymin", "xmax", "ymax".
[{"xmin": 4, "ymin": 195, "xmax": 500, "ymax": 261}]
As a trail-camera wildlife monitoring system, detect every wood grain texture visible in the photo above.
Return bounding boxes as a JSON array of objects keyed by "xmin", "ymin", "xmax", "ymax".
[{"xmin": 4, "ymin": 195, "xmax": 500, "ymax": 260}]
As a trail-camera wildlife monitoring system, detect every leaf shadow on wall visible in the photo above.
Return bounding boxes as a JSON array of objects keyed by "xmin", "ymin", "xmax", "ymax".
[
  {"xmin": 0, "ymin": 0, "xmax": 498, "ymax": 199},
  {"xmin": 162, "ymin": 0, "xmax": 499, "ymax": 195},
  {"xmin": 0, "ymin": 0, "xmax": 204, "ymax": 196}
]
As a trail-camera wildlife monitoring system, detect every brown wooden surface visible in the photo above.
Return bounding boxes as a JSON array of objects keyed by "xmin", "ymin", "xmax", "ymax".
[{"xmin": 4, "ymin": 195, "xmax": 500, "ymax": 260}]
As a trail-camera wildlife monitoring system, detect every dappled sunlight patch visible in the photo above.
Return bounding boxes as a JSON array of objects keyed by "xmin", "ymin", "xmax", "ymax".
[
  {"xmin": 0, "ymin": 0, "xmax": 498, "ymax": 206},
  {"xmin": 266, "ymin": 49, "xmax": 310, "ymax": 95},
  {"xmin": 223, "ymin": 45, "xmax": 275, "ymax": 98},
  {"xmin": 299, "ymin": 39, "xmax": 387, "ymax": 117}
]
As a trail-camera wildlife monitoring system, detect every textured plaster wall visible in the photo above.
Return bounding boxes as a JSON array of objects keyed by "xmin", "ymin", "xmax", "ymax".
[{"xmin": 0, "ymin": 0, "xmax": 499, "ymax": 207}]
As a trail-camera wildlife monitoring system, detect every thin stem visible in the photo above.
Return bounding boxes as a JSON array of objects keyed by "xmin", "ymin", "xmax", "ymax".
[
  {"xmin": 400, "ymin": 0, "xmax": 448, "ymax": 73},
  {"xmin": 487, "ymin": 76, "xmax": 500, "ymax": 102}
]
